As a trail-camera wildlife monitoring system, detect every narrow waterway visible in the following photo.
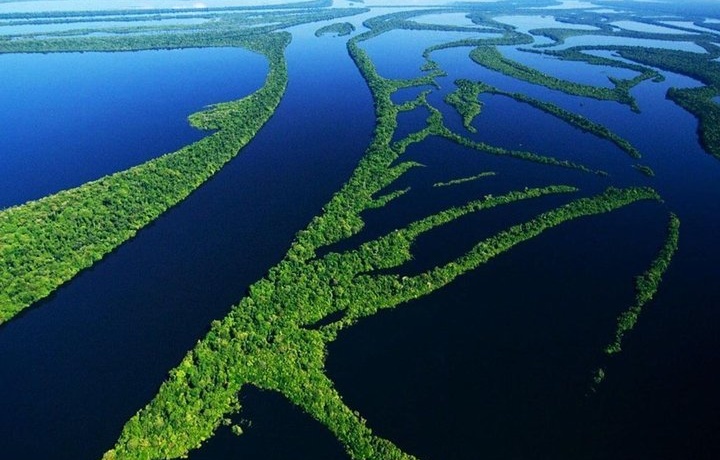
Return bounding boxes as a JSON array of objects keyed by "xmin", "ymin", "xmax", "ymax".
[
  {"xmin": 3, "ymin": 8, "xmax": 720, "ymax": 460},
  {"xmin": 0, "ymin": 20, "xmax": 374, "ymax": 460},
  {"xmin": 326, "ymin": 25, "xmax": 720, "ymax": 460}
]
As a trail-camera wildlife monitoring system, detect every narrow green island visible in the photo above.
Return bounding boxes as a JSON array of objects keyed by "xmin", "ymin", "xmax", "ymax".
[
  {"xmin": 444, "ymin": 78, "xmax": 643, "ymax": 161},
  {"xmin": 394, "ymin": 84, "xmax": 604, "ymax": 175},
  {"xmin": 0, "ymin": 5, "xmax": 370, "ymax": 325},
  {"xmin": 606, "ymin": 213, "xmax": 680, "ymax": 355},
  {"xmin": 102, "ymin": 11, "xmax": 670, "ymax": 460},
  {"xmin": 633, "ymin": 164, "xmax": 656, "ymax": 177},
  {"xmin": 444, "ymin": 79, "xmax": 486, "ymax": 132},
  {"xmin": 593, "ymin": 213, "xmax": 680, "ymax": 389},
  {"xmin": 611, "ymin": 46, "xmax": 720, "ymax": 161},
  {"xmin": 434, "ymin": 171, "xmax": 496, "ymax": 188},
  {"xmin": 316, "ymin": 22, "xmax": 356, "ymax": 37},
  {"xmin": 542, "ymin": 43, "xmax": 720, "ymax": 161},
  {"xmin": 0, "ymin": 32, "xmax": 290, "ymax": 324},
  {"xmin": 469, "ymin": 45, "xmax": 647, "ymax": 111},
  {"xmin": 1, "ymin": 5, "xmax": 701, "ymax": 459},
  {"xmin": 514, "ymin": 7, "xmax": 720, "ymax": 161}
]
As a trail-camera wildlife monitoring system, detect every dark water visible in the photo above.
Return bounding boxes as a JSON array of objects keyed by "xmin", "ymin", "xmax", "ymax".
[
  {"xmin": 0, "ymin": 47, "xmax": 267, "ymax": 210},
  {"xmin": 393, "ymin": 104, "xmax": 431, "ymax": 144},
  {"xmin": 0, "ymin": 22, "xmax": 372, "ymax": 460},
  {"xmin": 391, "ymin": 85, "xmax": 431, "ymax": 105},
  {"xmin": 188, "ymin": 386, "xmax": 347, "ymax": 460},
  {"xmin": 2, "ymin": 11, "xmax": 720, "ymax": 460},
  {"xmin": 326, "ymin": 29, "xmax": 720, "ymax": 460}
]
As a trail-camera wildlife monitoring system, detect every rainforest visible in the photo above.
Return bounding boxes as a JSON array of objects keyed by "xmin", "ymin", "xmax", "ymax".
[{"xmin": 1, "ymin": 0, "xmax": 719, "ymax": 459}]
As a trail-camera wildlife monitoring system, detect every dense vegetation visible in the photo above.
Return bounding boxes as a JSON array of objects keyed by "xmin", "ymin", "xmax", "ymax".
[
  {"xmin": 446, "ymin": 78, "xmax": 643, "ymax": 161},
  {"xmin": 610, "ymin": 46, "xmax": 720, "ymax": 160},
  {"xmin": 0, "ymin": 32, "xmax": 290, "ymax": 324},
  {"xmin": 2, "ymin": 5, "xmax": 698, "ymax": 458},
  {"xmin": 439, "ymin": 119, "xmax": 605, "ymax": 176},
  {"xmin": 0, "ymin": 6, "xmax": 371, "ymax": 324},
  {"xmin": 444, "ymin": 79, "xmax": 485, "ymax": 132},
  {"xmin": 606, "ymin": 213, "xmax": 680, "ymax": 355},
  {"xmin": 633, "ymin": 164, "xmax": 656, "ymax": 177},
  {"xmin": 593, "ymin": 213, "xmax": 680, "ymax": 389},
  {"xmin": 433, "ymin": 171, "xmax": 496, "ymax": 188},
  {"xmin": 315, "ymin": 22, "xmax": 356, "ymax": 37},
  {"xmin": 502, "ymin": 89, "xmax": 641, "ymax": 159},
  {"xmin": 103, "ymin": 10, "xmax": 672, "ymax": 460},
  {"xmin": 509, "ymin": 7, "xmax": 720, "ymax": 161},
  {"xmin": 0, "ymin": 7, "xmax": 368, "ymax": 48},
  {"xmin": 103, "ymin": 183, "xmax": 658, "ymax": 460},
  {"xmin": 523, "ymin": 5, "xmax": 716, "ymax": 48},
  {"xmin": 667, "ymin": 86, "xmax": 720, "ymax": 160},
  {"xmin": 539, "ymin": 43, "xmax": 720, "ymax": 161},
  {"xmin": 536, "ymin": 47, "xmax": 663, "ymax": 86},
  {"xmin": 469, "ymin": 45, "xmax": 644, "ymax": 111},
  {"xmin": 399, "ymin": 85, "xmax": 604, "ymax": 175},
  {"xmin": 408, "ymin": 12, "xmax": 662, "ymax": 117}
]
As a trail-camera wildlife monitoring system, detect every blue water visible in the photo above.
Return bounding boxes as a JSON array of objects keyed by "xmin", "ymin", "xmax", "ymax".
[
  {"xmin": 393, "ymin": 104, "xmax": 430, "ymax": 144},
  {"xmin": 326, "ymin": 23, "xmax": 720, "ymax": 460},
  {"xmin": 432, "ymin": 45, "xmax": 636, "ymax": 118},
  {"xmin": 390, "ymin": 85, "xmax": 431, "ymax": 105},
  {"xmin": 360, "ymin": 29, "xmax": 498, "ymax": 80},
  {"xmin": 411, "ymin": 12, "xmax": 477, "ymax": 29},
  {"xmin": 499, "ymin": 45, "xmax": 640, "ymax": 88},
  {"xmin": 454, "ymin": 92, "xmax": 634, "ymax": 175},
  {"xmin": 554, "ymin": 35, "xmax": 708, "ymax": 53},
  {"xmin": 611, "ymin": 20, "xmax": 693, "ymax": 35},
  {"xmin": 0, "ymin": 23, "xmax": 374, "ymax": 460},
  {"xmin": 188, "ymin": 387, "xmax": 347, "ymax": 460},
  {"xmin": 0, "ymin": 47, "xmax": 266, "ymax": 210},
  {"xmin": 2, "ymin": 10, "xmax": 720, "ymax": 460}
]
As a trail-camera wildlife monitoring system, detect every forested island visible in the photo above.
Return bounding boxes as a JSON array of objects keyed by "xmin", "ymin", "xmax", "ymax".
[{"xmin": 1, "ymin": 1, "xmax": 718, "ymax": 459}]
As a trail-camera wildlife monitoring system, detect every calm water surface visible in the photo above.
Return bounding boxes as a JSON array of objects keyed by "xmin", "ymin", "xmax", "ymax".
[
  {"xmin": 411, "ymin": 12, "xmax": 477, "ymax": 29},
  {"xmin": 610, "ymin": 20, "xmax": 691, "ymax": 35},
  {"xmin": 554, "ymin": 35, "xmax": 708, "ymax": 53},
  {"xmin": 327, "ymin": 25, "xmax": 720, "ymax": 460},
  {"xmin": 493, "ymin": 14, "xmax": 599, "ymax": 33},
  {"xmin": 0, "ymin": 22, "xmax": 373, "ymax": 460},
  {"xmin": 498, "ymin": 45, "xmax": 640, "ymax": 88},
  {"xmin": 2, "ymin": 13, "xmax": 720, "ymax": 460},
  {"xmin": 361, "ymin": 29, "xmax": 497, "ymax": 80},
  {"xmin": 0, "ymin": 47, "xmax": 266, "ymax": 209}
]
